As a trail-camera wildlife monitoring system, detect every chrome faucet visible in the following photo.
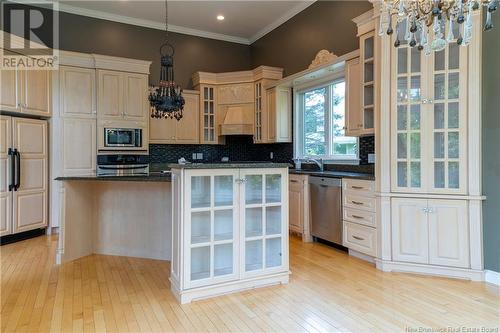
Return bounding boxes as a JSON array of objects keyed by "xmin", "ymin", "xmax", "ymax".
[{"xmin": 306, "ymin": 157, "xmax": 324, "ymax": 172}]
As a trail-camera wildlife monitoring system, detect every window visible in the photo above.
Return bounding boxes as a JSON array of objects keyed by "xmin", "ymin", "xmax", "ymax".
[{"xmin": 295, "ymin": 79, "xmax": 358, "ymax": 162}]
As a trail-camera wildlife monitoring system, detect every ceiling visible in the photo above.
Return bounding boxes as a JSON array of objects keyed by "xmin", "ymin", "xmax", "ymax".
[{"xmin": 50, "ymin": 1, "xmax": 316, "ymax": 44}]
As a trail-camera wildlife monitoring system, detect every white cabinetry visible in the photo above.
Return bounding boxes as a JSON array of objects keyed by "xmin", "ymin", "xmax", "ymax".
[
  {"xmin": 288, "ymin": 173, "xmax": 311, "ymax": 241},
  {"xmin": 391, "ymin": 198, "xmax": 469, "ymax": 268},
  {"xmin": 0, "ymin": 116, "xmax": 48, "ymax": 236},
  {"xmin": 171, "ymin": 166, "xmax": 289, "ymax": 303},
  {"xmin": 59, "ymin": 66, "xmax": 97, "ymax": 176},
  {"xmin": 0, "ymin": 68, "xmax": 51, "ymax": 117},
  {"xmin": 342, "ymin": 179, "xmax": 377, "ymax": 258}
]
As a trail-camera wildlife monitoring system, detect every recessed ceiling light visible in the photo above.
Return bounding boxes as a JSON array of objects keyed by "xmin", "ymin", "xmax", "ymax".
[{"xmin": 217, "ymin": 15, "xmax": 225, "ymax": 21}]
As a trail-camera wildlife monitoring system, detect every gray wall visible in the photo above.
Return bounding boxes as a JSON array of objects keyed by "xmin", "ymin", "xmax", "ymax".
[
  {"xmin": 482, "ymin": 26, "xmax": 500, "ymax": 272},
  {"xmin": 250, "ymin": 1, "xmax": 373, "ymax": 76}
]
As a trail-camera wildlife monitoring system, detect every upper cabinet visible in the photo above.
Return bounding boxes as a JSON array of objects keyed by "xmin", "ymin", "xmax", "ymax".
[
  {"xmin": 0, "ymin": 68, "xmax": 51, "ymax": 117},
  {"xmin": 391, "ymin": 19, "xmax": 467, "ymax": 194},
  {"xmin": 60, "ymin": 66, "xmax": 96, "ymax": 118},
  {"xmin": 193, "ymin": 66, "xmax": 284, "ymax": 145},
  {"xmin": 345, "ymin": 58, "xmax": 362, "ymax": 136},
  {"xmin": 348, "ymin": 12, "xmax": 376, "ymax": 137},
  {"xmin": 97, "ymin": 70, "xmax": 148, "ymax": 123},
  {"xmin": 266, "ymin": 86, "xmax": 292, "ymax": 143},
  {"xmin": 150, "ymin": 90, "xmax": 200, "ymax": 144}
]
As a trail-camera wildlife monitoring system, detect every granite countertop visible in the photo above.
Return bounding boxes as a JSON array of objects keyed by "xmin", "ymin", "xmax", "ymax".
[
  {"xmin": 55, "ymin": 173, "xmax": 172, "ymax": 182},
  {"xmin": 169, "ymin": 162, "xmax": 291, "ymax": 169},
  {"xmin": 289, "ymin": 169, "xmax": 375, "ymax": 181}
]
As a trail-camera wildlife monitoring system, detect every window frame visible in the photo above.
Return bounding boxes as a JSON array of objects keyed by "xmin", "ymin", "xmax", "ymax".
[{"xmin": 294, "ymin": 75, "xmax": 359, "ymax": 164}]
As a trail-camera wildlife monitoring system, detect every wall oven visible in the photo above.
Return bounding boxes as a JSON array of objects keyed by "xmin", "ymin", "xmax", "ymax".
[
  {"xmin": 104, "ymin": 127, "xmax": 142, "ymax": 148},
  {"xmin": 97, "ymin": 154, "xmax": 149, "ymax": 177}
]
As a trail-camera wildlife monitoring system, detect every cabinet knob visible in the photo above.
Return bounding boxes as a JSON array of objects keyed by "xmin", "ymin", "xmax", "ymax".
[
  {"xmin": 422, "ymin": 207, "xmax": 429, "ymax": 213},
  {"xmin": 421, "ymin": 98, "xmax": 434, "ymax": 104}
]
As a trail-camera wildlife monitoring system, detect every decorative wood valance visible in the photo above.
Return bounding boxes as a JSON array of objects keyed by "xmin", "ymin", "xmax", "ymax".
[{"xmin": 308, "ymin": 50, "xmax": 338, "ymax": 69}]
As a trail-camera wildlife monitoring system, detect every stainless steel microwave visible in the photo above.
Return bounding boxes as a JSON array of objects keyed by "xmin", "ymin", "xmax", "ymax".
[{"xmin": 104, "ymin": 128, "xmax": 142, "ymax": 148}]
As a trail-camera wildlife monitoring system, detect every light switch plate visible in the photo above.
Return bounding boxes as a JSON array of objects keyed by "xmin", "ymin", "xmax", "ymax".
[
  {"xmin": 368, "ymin": 153, "xmax": 375, "ymax": 164},
  {"xmin": 196, "ymin": 153, "xmax": 203, "ymax": 160},
  {"xmin": 192, "ymin": 153, "xmax": 197, "ymax": 160}
]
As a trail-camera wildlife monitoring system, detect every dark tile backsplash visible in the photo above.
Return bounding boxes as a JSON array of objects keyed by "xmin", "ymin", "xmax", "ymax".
[
  {"xmin": 150, "ymin": 135, "xmax": 375, "ymax": 173},
  {"xmin": 150, "ymin": 136, "xmax": 294, "ymax": 164}
]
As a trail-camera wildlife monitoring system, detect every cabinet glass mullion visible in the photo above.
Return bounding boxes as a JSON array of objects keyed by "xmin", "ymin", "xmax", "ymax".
[{"xmin": 432, "ymin": 29, "xmax": 462, "ymax": 191}]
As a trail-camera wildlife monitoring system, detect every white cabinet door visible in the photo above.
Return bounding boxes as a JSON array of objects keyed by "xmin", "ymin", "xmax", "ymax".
[
  {"xmin": 288, "ymin": 178, "xmax": 303, "ymax": 233},
  {"xmin": 239, "ymin": 168, "xmax": 288, "ymax": 278},
  {"xmin": 0, "ymin": 116, "xmax": 12, "ymax": 236},
  {"xmin": 184, "ymin": 169, "xmax": 240, "ymax": 288},
  {"xmin": 60, "ymin": 66, "xmax": 96, "ymax": 118},
  {"xmin": 345, "ymin": 58, "xmax": 362, "ymax": 136},
  {"xmin": 391, "ymin": 198, "xmax": 428, "ymax": 264},
  {"xmin": 0, "ymin": 69, "xmax": 20, "ymax": 113},
  {"xmin": 175, "ymin": 92, "xmax": 200, "ymax": 144},
  {"xmin": 97, "ymin": 70, "xmax": 123, "ymax": 119},
  {"xmin": 21, "ymin": 70, "xmax": 51, "ymax": 117},
  {"xmin": 12, "ymin": 118, "xmax": 47, "ymax": 233},
  {"xmin": 428, "ymin": 199, "xmax": 469, "ymax": 268},
  {"xmin": 123, "ymin": 73, "xmax": 148, "ymax": 121},
  {"xmin": 62, "ymin": 118, "xmax": 96, "ymax": 176}
]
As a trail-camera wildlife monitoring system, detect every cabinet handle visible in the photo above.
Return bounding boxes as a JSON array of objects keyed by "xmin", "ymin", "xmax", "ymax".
[
  {"xmin": 351, "ymin": 215, "xmax": 364, "ymax": 219},
  {"xmin": 351, "ymin": 186, "xmax": 364, "ymax": 190},
  {"xmin": 427, "ymin": 208, "xmax": 434, "ymax": 213},
  {"xmin": 352, "ymin": 235, "xmax": 365, "ymax": 241},
  {"xmin": 92, "ymin": 110, "xmax": 97, "ymax": 115},
  {"xmin": 351, "ymin": 200, "xmax": 364, "ymax": 205},
  {"xmin": 422, "ymin": 207, "xmax": 429, "ymax": 213},
  {"xmin": 290, "ymin": 180, "xmax": 299, "ymax": 183}
]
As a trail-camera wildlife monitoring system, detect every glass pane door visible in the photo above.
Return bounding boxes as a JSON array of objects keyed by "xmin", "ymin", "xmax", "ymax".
[
  {"xmin": 255, "ymin": 82, "xmax": 262, "ymax": 142},
  {"xmin": 187, "ymin": 171, "xmax": 238, "ymax": 287},
  {"xmin": 202, "ymin": 86, "xmax": 215, "ymax": 142},
  {"xmin": 394, "ymin": 19, "xmax": 423, "ymax": 191},
  {"xmin": 242, "ymin": 171, "xmax": 285, "ymax": 276},
  {"xmin": 430, "ymin": 22, "xmax": 466, "ymax": 193},
  {"xmin": 361, "ymin": 33, "xmax": 375, "ymax": 131}
]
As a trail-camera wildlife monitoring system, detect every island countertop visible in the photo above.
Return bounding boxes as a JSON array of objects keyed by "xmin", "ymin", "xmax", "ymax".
[
  {"xmin": 169, "ymin": 162, "xmax": 291, "ymax": 169},
  {"xmin": 55, "ymin": 173, "xmax": 172, "ymax": 182}
]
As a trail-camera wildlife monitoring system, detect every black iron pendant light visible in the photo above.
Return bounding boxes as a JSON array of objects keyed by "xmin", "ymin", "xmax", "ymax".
[{"xmin": 149, "ymin": 0, "xmax": 184, "ymax": 120}]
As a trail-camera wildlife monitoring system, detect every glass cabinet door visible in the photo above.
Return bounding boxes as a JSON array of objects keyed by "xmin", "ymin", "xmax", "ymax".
[
  {"xmin": 429, "ymin": 23, "xmax": 467, "ymax": 193},
  {"xmin": 254, "ymin": 82, "xmax": 263, "ymax": 143},
  {"xmin": 186, "ymin": 170, "xmax": 239, "ymax": 287},
  {"xmin": 201, "ymin": 86, "xmax": 216, "ymax": 143},
  {"xmin": 361, "ymin": 32, "xmax": 375, "ymax": 132},
  {"xmin": 392, "ymin": 18, "xmax": 424, "ymax": 192},
  {"xmin": 240, "ymin": 170, "xmax": 286, "ymax": 276}
]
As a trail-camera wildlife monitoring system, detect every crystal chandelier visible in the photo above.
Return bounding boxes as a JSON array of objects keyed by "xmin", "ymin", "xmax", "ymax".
[
  {"xmin": 149, "ymin": 0, "xmax": 184, "ymax": 120},
  {"xmin": 378, "ymin": 0, "xmax": 498, "ymax": 54}
]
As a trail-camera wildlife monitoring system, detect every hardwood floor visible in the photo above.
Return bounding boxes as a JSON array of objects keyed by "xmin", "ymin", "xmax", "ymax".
[{"xmin": 1, "ymin": 235, "xmax": 498, "ymax": 333}]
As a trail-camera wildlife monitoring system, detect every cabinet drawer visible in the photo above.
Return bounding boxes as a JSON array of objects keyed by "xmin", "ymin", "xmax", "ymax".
[
  {"xmin": 343, "ymin": 178, "xmax": 374, "ymax": 195},
  {"xmin": 343, "ymin": 193, "xmax": 376, "ymax": 212},
  {"xmin": 343, "ymin": 222, "xmax": 377, "ymax": 257},
  {"xmin": 343, "ymin": 207, "xmax": 376, "ymax": 228}
]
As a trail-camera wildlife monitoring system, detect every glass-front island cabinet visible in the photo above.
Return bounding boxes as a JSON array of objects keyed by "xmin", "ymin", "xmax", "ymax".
[{"xmin": 169, "ymin": 163, "xmax": 289, "ymax": 304}]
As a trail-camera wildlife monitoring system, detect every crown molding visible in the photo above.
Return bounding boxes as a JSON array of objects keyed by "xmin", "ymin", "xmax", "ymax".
[
  {"xmin": 9, "ymin": 0, "xmax": 314, "ymax": 46},
  {"xmin": 248, "ymin": 0, "xmax": 316, "ymax": 44}
]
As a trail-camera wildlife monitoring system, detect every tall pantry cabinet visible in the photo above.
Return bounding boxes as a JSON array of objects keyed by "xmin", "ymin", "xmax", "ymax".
[{"xmin": 364, "ymin": 6, "xmax": 484, "ymax": 280}]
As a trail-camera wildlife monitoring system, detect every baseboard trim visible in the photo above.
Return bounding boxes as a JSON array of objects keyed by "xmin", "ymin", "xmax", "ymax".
[
  {"xmin": 171, "ymin": 271, "xmax": 290, "ymax": 304},
  {"xmin": 348, "ymin": 249, "xmax": 375, "ymax": 264},
  {"xmin": 484, "ymin": 270, "xmax": 500, "ymax": 286},
  {"xmin": 0, "ymin": 228, "xmax": 46, "ymax": 245},
  {"xmin": 375, "ymin": 259, "xmax": 485, "ymax": 281}
]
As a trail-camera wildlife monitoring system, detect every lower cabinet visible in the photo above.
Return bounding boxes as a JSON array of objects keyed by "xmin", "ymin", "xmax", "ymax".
[
  {"xmin": 62, "ymin": 118, "xmax": 96, "ymax": 176},
  {"xmin": 288, "ymin": 174, "xmax": 311, "ymax": 241},
  {"xmin": 391, "ymin": 198, "xmax": 469, "ymax": 268},
  {"xmin": 171, "ymin": 167, "xmax": 289, "ymax": 303}
]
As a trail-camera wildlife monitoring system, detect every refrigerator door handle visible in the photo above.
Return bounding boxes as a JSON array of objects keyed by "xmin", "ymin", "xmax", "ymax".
[
  {"xmin": 14, "ymin": 149, "xmax": 20, "ymax": 191},
  {"xmin": 8, "ymin": 148, "xmax": 15, "ymax": 191}
]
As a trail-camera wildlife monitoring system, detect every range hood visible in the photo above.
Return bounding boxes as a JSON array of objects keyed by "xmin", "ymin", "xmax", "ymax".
[{"xmin": 219, "ymin": 105, "xmax": 254, "ymax": 136}]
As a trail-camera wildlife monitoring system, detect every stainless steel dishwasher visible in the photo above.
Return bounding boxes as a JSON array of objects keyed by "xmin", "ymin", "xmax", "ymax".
[{"xmin": 309, "ymin": 176, "xmax": 342, "ymax": 245}]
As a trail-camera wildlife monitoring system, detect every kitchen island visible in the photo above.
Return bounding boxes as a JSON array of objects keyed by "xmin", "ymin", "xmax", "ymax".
[
  {"xmin": 56, "ymin": 163, "xmax": 290, "ymax": 303},
  {"xmin": 169, "ymin": 163, "xmax": 290, "ymax": 303},
  {"xmin": 54, "ymin": 174, "xmax": 172, "ymax": 264}
]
